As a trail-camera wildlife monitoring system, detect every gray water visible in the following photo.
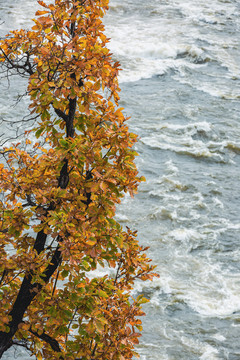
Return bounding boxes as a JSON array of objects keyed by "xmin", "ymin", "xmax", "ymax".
[{"xmin": 1, "ymin": 0, "xmax": 240, "ymax": 359}]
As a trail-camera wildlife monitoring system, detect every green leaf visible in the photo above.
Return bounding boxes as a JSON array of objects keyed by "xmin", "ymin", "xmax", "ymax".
[
  {"xmin": 59, "ymin": 139, "xmax": 69, "ymax": 148},
  {"xmin": 35, "ymin": 127, "xmax": 45, "ymax": 138},
  {"xmin": 98, "ymin": 290, "xmax": 108, "ymax": 298},
  {"xmin": 62, "ymin": 269, "xmax": 69, "ymax": 278}
]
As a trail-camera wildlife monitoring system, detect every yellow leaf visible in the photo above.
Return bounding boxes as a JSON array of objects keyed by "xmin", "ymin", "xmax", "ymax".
[
  {"xmin": 86, "ymin": 239, "xmax": 97, "ymax": 246},
  {"xmin": 95, "ymin": 319, "xmax": 104, "ymax": 333},
  {"xmin": 35, "ymin": 10, "xmax": 49, "ymax": 16}
]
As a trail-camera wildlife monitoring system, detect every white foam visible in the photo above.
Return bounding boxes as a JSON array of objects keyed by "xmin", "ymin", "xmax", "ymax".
[
  {"xmin": 147, "ymin": 254, "xmax": 240, "ymax": 318},
  {"xmin": 213, "ymin": 197, "xmax": 224, "ymax": 209},
  {"xmin": 146, "ymin": 121, "xmax": 212, "ymax": 133},
  {"xmin": 211, "ymin": 333, "xmax": 226, "ymax": 342},
  {"xmin": 142, "ymin": 135, "xmax": 223, "ymax": 160},
  {"xmin": 180, "ymin": 336, "xmax": 219, "ymax": 360},
  {"xmin": 104, "ymin": 0, "xmax": 240, "ymax": 88},
  {"xmin": 139, "ymin": 119, "xmax": 238, "ymax": 162},
  {"xmin": 199, "ymin": 345, "xmax": 219, "ymax": 360},
  {"xmin": 104, "ymin": 5, "xmax": 215, "ymax": 83},
  {"xmin": 115, "ymin": 213, "xmax": 129, "ymax": 222},
  {"xmin": 167, "ymin": 228, "xmax": 201, "ymax": 243},
  {"xmin": 165, "ymin": 160, "xmax": 179, "ymax": 175},
  {"xmin": 174, "ymin": 75, "xmax": 240, "ymax": 100}
]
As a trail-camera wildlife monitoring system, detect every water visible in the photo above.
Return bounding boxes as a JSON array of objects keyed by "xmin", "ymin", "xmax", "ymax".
[{"xmin": 1, "ymin": 0, "xmax": 240, "ymax": 359}]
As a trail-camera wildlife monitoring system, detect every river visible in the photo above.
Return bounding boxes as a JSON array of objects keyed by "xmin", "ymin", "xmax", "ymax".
[{"xmin": 1, "ymin": 0, "xmax": 240, "ymax": 359}]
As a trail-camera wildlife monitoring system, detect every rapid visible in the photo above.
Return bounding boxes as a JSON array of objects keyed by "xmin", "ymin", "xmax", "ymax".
[{"xmin": 1, "ymin": 0, "xmax": 240, "ymax": 359}]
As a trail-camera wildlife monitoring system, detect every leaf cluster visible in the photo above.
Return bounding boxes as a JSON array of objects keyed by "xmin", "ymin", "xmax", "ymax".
[{"xmin": 0, "ymin": 1, "xmax": 158, "ymax": 359}]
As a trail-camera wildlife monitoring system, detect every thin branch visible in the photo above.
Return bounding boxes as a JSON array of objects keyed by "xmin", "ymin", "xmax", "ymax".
[
  {"xmin": 0, "ymin": 135, "xmax": 20, "ymax": 147},
  {"xmin": 51, "ymin": 269, "xmax": 59, "ymax": 298},
  {"xmin": 66, "ymin": 306, "xmax": 79, "ymax": 341},
  {"xmin": 29, "ymin": 328, "xmax": 63, "ymax": 357},
  {"xmin": 91, "ymin": 343, "xmax": 98, "ymax": 358},
  {"xmin": 0, "ymin": 229, "xmax": 8, "ymax": 233},
  {"xmin": 114, "ymin": 258, "xmax": 123, "ymax": 286},
  {"xmin": 0, "ymin": 270, "xmax": 27, "ymax": 287},
  {"xmin": 12, "ymin": 339, "xmax": 31, "ymax": 351},
  {"xmin": 0, "ymin": 47, "xmax": 34, "ymax": 76},
  {"xmin": 0, "ymin": 270, "xmax": 7, "ymax": 286}
]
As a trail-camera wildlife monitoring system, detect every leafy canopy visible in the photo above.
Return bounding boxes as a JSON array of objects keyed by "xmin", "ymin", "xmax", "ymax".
[{"xmin": 0, "ymin": 0, "xmax": 158, "ymax": 359}]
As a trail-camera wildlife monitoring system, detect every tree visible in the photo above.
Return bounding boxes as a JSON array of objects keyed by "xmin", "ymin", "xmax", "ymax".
[{"xmin": 0, "ymin": 0, "xmax": 157, "ymax": 359}]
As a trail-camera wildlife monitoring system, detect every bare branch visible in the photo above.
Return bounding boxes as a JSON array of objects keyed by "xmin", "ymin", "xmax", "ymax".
[{"xmin": 0, "ymin": 47, "xmax": 34, "ymax": 76}]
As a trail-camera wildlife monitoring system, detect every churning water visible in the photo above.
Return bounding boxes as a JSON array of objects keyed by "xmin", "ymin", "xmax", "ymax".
[{"xmin": 1, "ymin": 0, "xmax": 240, "ymax": 359}]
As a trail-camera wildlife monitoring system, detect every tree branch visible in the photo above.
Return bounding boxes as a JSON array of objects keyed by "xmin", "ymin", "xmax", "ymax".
[
  {"xmin": 54, "ymin": 107, "xmax": 69, "ymax": 123},
  {"xmin": 0, "ymin": 155, "xmax": 70, "ymax": 354},
  {"xmin": 0, "ymin": 48, "xmax": 34, "ymax": 76},
  {"xmin": 0, "ymin": 270, "xmax": 7, "ymax": 286},
  {"xmin": 29, "ymin": 328, "xmax": 63, "ymax": 355}
]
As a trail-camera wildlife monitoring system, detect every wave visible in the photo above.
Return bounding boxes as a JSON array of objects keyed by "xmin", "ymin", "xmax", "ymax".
[
  {"xmin": 104, "ymin": 0, "xmax": 240, "ymax": 86},
  {"xmin": 139, "ymin": 120, "xmax": 240, "ymax": 163}
]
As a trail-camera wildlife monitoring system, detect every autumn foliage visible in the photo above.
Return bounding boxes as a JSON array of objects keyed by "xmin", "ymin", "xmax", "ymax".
[{"xmin": 0, "ymin": 0, "xmax": 157, "ymax": 359}]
